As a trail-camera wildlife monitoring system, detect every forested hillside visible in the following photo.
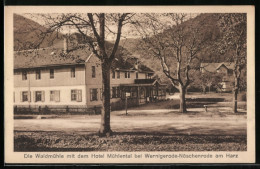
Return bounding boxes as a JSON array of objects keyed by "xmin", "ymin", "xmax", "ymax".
[
  {"xmin": 14, "ymin": 14, "xmax": 64, "ymax": 51},
  {"xmin": 119, "ymin": 14, "xmax": 232, "ymax": 86},
  {"xmin": 14, "ymin": 13, "xmax": 233, "ymax": 87}
]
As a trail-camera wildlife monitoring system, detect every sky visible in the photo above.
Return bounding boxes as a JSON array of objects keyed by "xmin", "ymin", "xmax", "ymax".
[{"xmin": 21, "ymin": 13, "xmax": 198, "ymax": 41}]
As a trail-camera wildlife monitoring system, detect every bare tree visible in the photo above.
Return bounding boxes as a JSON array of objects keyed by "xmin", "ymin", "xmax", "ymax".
[
  {"xmin": 217, "ymin": 13, "xmax": 247, "ymax": 113},
  {"xmin": 136, "ymin": 14, "xmax": 206, "ymax": 113},
  {"xmin": 24, "ymin": 13, "xmax": 132, "ymax": 136}
]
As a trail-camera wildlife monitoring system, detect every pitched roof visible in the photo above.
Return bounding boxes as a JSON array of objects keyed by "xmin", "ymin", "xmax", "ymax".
[
  {"xmin": 216, "ymin": 62, "xmax": 235, "ymax": 70},
  {"xmin": 14, "ymin": 46, "xmax": 154, "ymax": 73},
  {"xmin": 201, "ymin": 62, "xmax": 234, "ymax": 72},
  {"xmin": 120, "ymin": 79, "xmax": 166, "ymax": 87},
  {"xmin": 118, "ymin": 57, "xmax": 154, "ymax": 73},
  {"xmin": 110, "ymin": 57, "xmax": 154, "ymax": 73},
  {"xmin": 134, "ymin": 79, "xmax": 157, "ymax": 85},
  {"xmin": 14, "ymin": 45, "xmax": 90, "ymax": 69}
]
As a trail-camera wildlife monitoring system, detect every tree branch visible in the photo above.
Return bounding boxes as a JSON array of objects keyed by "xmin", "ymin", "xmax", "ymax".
[{"xmin": 109, "ymin": 13, "xmax": 129, "ymax": 62}]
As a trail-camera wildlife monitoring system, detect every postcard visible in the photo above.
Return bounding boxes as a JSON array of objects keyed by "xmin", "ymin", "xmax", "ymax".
[{"xmin": 4, "ymin": 5, "xmax": 255, "ymax": 164}]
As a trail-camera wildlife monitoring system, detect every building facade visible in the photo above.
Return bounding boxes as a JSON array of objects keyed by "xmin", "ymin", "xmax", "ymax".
[
  {"xmin": 13, "ymin": 47, "xmax": 166, "ymax": 112},
  {"xmin": 200, "ymin": 62, "xmax": 234, "ymax": 92}
]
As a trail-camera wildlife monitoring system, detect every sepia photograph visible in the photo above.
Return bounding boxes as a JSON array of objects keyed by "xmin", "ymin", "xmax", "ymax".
[{"xmin": 4, "ymin": 6, "xmax": 255, "ymax": 163}]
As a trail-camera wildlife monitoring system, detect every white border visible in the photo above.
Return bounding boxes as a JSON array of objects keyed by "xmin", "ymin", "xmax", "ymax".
[{"xmin": 4, "ymin": 6, "xmax": 255, "ymax": 164}]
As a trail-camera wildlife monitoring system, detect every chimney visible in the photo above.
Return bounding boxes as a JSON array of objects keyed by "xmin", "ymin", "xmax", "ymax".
[{"xmin": 63, "ymin": 36, "xmax": 68, "ymax": 54}]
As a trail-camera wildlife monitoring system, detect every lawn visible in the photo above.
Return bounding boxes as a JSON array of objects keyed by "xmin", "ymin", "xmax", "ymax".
[{"xmin": 14, "ymin": 92, "xmax": 247, "ymax": 152}]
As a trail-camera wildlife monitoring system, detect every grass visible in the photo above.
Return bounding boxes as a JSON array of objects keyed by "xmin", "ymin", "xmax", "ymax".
[{"xmin": 14, "ymin": 131, "xmax": 246, "ymax": 152}]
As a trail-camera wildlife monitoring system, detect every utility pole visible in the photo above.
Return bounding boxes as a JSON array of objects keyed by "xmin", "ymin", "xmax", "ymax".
[
  {"xmin": 125, "ymin": 92, "xmax": 130, "ymax": 116},
  {"xmin": 28, "ymin": 70, "xmax": 31, "ymax": 111},
  {"xmin": 125, "ymin": 96, "xmax": 128, "ymax": 116}
]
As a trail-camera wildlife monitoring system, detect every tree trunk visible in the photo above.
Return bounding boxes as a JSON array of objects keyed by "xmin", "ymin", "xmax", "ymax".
[
  {"xmin": 99, "ymin": 62, "xmax": 112, "ymax": 136},
  {"xmin": 179, "ymin": 85, "xmax": 187, "ymax": 113},
  {"xmin": 202, "ymin": 86, "xmax": 206, "ymax": 94},
  {"xmin": 233, "ymin": 77, "xmax": 239, "ymax": 113}
]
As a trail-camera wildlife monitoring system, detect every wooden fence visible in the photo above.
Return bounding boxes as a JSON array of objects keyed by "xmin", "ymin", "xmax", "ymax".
[{"xmin": 14, "ymin": 105, "xmax": 102, "ymax": 115}]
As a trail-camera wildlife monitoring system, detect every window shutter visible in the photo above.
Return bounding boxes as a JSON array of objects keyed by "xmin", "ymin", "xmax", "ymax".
[
  {"xmin": 77, "ymin": 90, "xmax": 82, "ymax": 102},
  {"xmin": 89, "ymin": 89, "xmax": 91, "ymax": 101},
  {"xmin": 20, "ymin": 91, "xmax": 23, "ymax": 102},
  {"xmin": 117, "ymin": 87, "xmax": 120, "ymax": 98},
  {"xmin": 28, "ymin": 91, "xmax": 31, "ymax": 102},
  {"xmin": 33, "ymin": 91, "xmax": 36, "ymax": 102},
  {"xmin": 55, "ymin": 91, "xmax": 60, "ymax": 102},
  {"xmin": 42, "ymin": 91, "xmax": 45, "ymax": 102},
  {"xmin": 96, "ymin": 89, "xmax": 98, "ymax": 101},
  {"xmin": 100, "ymin": 88, "xmax": 103, "ymax": 100}
]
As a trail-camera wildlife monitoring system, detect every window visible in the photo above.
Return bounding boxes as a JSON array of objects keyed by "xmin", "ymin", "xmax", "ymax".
[
  {"xmin": 153, "ymin": 88, "xmax": 158, "ymax": 96},
  {"xmin": 71, "ymin": 67, "xmax": 75, "ymax": 78},
  {"xmin": 116, "ymin": 87, "xmax": 121, "ymax": 98},
  {"xmin": 146, "ymin": 73, "xmax": 152, "ymax": 79},
  {"xmin": 228, "ymin": 69, "xmax": 233, "ymax": 76},
  {"xmin": 22, "ymin": 92, "xmax": 28, "ymax": 101},
  {"xmin": 140, "ymin": 88, "xmax": 145, "ymax": 98},
  {"xmin": 22, "ymin": 71, "xmax": 27, "ymax": 80},
  {"xmin": 92, "ymin": 66, "xmax": 96, "ymax": 78},
  {"xmin": 36, "ymin": 69, "xmax": 41, "ymax": 80},
  {"xmin": 71, "ymin": 89, "xmax": 82, "ymax": 102},
  {"xmin": 112, "ymin": 71, "xmax": 115, "ymax": 79},
  {"xmin": 90, "ymin": 88, "xmax": 98, "ymax": 101},
  {"xmin": 158, "ymin": 89, "xmax": 162, "ymax": 96},
  {"xmin": 117, "ymin": 71, "xmax": 120, "ymax": 79},
  {"xmin": 136, "ymin": 72, "xmax": 139, "ymax": 79},
  {"xmin": 50, "ymin": 90, "xmax": 60, "ymax": 102},
  {"xmin": 162, "ymin": 89, "xmax": 166, "ymax": 96},
  {"xmin": 125, "ymin": 71, "xmax": 130, "ymax": 78},
  {"xmin": 71, "ymin": 90, "xmax": 77, "ymax": 101},
  {"xmin": 32, "ymin": 91, "xmax": 44, "ymax": 102},
  {"xmin": 112, "ymin": 87, "xmax": 117, "ymax": 98},
  {"xmin": 100, "ymin": 88, "xmax": 103, "ymax": 100},
  {"xmin": 36, "ymin": 91, "xmax": 42, "ymax": 102},
  {"xmin": 50, "ymin": 69, "xmax": 54, "ymax": 79},
  {"xmin": 21, "ymin": 91, "xmax": 31, "ymax": 102},
  {"xmin": 131, "ymin": 87, "xmax": 137, "ymax": 98}
]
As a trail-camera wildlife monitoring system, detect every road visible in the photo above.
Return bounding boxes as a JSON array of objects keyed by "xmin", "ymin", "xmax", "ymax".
[{"xmin": 14, "ymin": 108, "xmax": 247, "ymax": 136}]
